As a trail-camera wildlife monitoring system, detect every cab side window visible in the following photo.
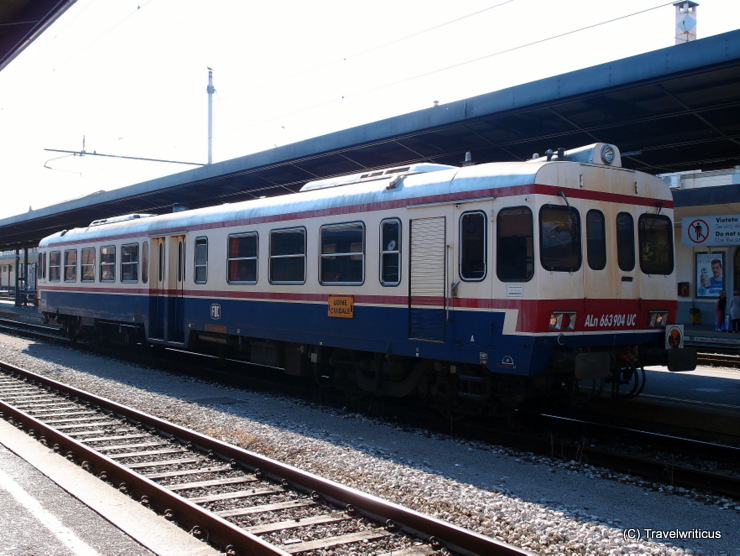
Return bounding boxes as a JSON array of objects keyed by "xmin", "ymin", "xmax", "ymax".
[
  {"xmin": 380, "ymin": 219, "xmax": 401, "ymax": 286},
  {"xmin": 497, "ymin": 207, "xmax": 534, "ymax": 282},
  {"xmin": 460, "ymin": 212, "xmax": 486, "ymax": 281}
]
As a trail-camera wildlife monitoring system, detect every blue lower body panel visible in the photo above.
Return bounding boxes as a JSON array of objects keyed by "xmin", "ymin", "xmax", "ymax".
[{"xmin": 41, "ymin": 290, "xmax": 664, "ymax": 378}]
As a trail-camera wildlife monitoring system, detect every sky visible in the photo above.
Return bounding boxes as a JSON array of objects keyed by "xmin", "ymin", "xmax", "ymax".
[{"xmin": 0, "ymin": 0, "xmax": 738, "ymax": 220}]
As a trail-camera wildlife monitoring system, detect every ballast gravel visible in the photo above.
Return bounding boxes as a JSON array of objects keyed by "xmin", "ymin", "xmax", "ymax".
[{"xmin": 0, "ymin": 335, "xmax": 737, "ymax": 555}]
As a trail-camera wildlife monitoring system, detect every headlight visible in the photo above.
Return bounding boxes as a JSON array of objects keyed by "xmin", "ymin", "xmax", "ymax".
[
  {"xmin": 601, "ymin": 144, "xmax": 616, "ymax": 165},
  {"xmin": 549, "ymin": 312, "xmax": 576, "ymax": 330},
  {"xmin": 648, "ymin": 311, "xmax": 668, "ymax": 328}
]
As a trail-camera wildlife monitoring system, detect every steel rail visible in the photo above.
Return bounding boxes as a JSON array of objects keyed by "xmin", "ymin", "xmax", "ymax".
[
  {"xmin": 538, "ymin": 413, "xmax": 740, "ymax": 499},
  {"xmin": 0, "ymin": 363, "xmax": 285, "ymax": 555},
  {"xmin": 0, "ymin": 360, "xmax": 526, "ymax": 556},
  {"xmin": 696, "ymin": 352, "xmax": 740, "ymax": 368}
]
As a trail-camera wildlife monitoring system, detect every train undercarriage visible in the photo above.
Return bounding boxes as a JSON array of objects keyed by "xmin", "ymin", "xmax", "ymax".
[{"xmin": 45, "ymin": 311, "xmax": 692, "ymax": 415}]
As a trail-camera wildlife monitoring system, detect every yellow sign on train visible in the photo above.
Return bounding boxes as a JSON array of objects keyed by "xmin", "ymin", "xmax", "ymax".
[{"xmin": 328, "ymin": 296, "xmax": 354, "ymax": 318}]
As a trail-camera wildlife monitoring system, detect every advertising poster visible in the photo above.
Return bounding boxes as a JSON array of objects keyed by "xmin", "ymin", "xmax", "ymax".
[{"xmin": 695, "ymin": 252, "xmax": 724, "ymax": 298}]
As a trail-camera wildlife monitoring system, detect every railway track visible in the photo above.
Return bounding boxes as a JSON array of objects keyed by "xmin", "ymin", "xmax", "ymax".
[
  {"xmin": 0, "ymin": 317, "xmax": 63, "ymax": 342},
  {"xmin": 2, "ymin": 315, "xmax": 739, "ymax": 500},
  {"xmin": 534, "ymin": 414, "xmax": 740, "ymax": 499},
  {"xmin": 0, "ymin": 360, "xmax": 525, "ymax": 556},
  {"xmin": 696, "ymin": 351, "xmax": 740, "ymax": 368}
]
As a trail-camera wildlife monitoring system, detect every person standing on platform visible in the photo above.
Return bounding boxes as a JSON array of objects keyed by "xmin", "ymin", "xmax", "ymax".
[
  {"xmin": 729, "ymin": 290, "xmax": 740, "ymax": 333},
  {"xmin": 715, "ymin": 290, "xmax": 727, "ymax": 332}
]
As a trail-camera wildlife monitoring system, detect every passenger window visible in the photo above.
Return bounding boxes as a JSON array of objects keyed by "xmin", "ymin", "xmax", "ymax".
[
  {"xmin": 228, "ymin": 232, "xmax": 258, "ymax": 283},
  {"xmin": 540, "ymin": 205, "xmax": 581, "ymax": 272},
  {"xmin": 81, "ymin": 247, "xmax": 96, "ymax": 282},
  {"xmin": 320, "ymin": 222, "xmax": 364, "ymax": 285},
  {"xmin": 121, "ymin": 243, "xmax": 139, "ymax": 282},
  {"xmin": 497, "ymin": 207, "xmax": 534, "ymax": 282},
  {"xmin": 586, "ymin": 210, "xmax": 606, "ymax": 271},
  {"xmin": 63, "ymin": 250, "xmax": 77, "ymax": 282},
  {"xmin": 100, "ymin": 245, "xmax": 116, "ymax": 282},
  {"xmin": 269, "ymin": 228, "xmax": 305, "ymax": 284},
  {"xmin": 639, "ymin": 214, "xmax": 674, "ymax": 275},
  {"xmin": 49, "ymin": 251, "xmax": 61, "ymax": 282},
  {"xmin": 616, "ymin": 212, "xmax": 635, "ymax": 271},
  {"xmin": 460, "ymin": 212, "xmax": 486, "ymax": 281},
  {"xmin": 194, "ymin": 237, "xmax": 208, "ymax": 284},
  {"xmin": 380, "ymin": 219, "xmax": 401, "ymax": 286}
]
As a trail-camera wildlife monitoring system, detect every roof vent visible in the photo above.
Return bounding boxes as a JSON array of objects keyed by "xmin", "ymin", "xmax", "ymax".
[
  {"xmin": 89, "ymin": 214, "xmax": 156, "ymax": 227},
  {"xmin": 300, "ymin": 163, "xmax": 456, "ymax": 192}
]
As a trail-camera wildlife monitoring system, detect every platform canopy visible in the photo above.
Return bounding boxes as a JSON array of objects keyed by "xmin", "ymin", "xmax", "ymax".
[
  {"xmin": 0, "ymin": 0, "xmax": 75, "ymax": 72},
  {"xmin": 0, "ymin": 26, "xmax": 739, "ymax": 250}
]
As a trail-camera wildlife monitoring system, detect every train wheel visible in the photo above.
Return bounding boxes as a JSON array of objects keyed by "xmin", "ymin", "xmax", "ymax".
[
  {"xmin": 608, "ymin": 362, "xmax": 646, "ymax": 399},
  {"xmin": 578, "ymin": 377, "xmax": 605, "ymax": 400},
  {"xmin": 314, "ymin": 362, "xmax": 336, "ymax": 389},
  {"xmin": 62, "ymin": 316, "xmax": 82, "ymax": 343}
]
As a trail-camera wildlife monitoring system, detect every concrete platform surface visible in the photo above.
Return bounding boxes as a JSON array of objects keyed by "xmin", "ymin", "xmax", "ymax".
[{"xmin": 0, "ymin": 419, "xmax": 218, "ymax": 556}]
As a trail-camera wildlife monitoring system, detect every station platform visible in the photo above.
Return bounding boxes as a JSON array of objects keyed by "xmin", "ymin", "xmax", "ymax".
[
  {"xmin": 683, "ymin": 323, "xmax": 740, "ymax": 352},
  {"xmin": 0, "ymin": 298, "xmax": 46, "ymax": 325}
]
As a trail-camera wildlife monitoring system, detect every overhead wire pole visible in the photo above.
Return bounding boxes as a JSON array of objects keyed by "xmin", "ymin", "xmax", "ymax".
[
  {"xmin": 46, "ymin": 68, "xmax": 216, "ymax": 168},
  {"xmin": 207, "ymin": 67, "xmax": 215, "ymax": 165}
]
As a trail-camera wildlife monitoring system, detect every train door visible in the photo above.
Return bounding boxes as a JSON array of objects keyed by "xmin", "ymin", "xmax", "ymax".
[
  {"xmin": 408, "ymin": 216, "xmax": 447, "ymax": 341},
  {"xmin": 149, "ymin": 237, "xmax": 166, "ymax": 340},
  {"xmin": 148, "ymin": 234, "xmax": 186, "ymax": 343},
  {"xmin": 169, "ymin": 235, "xmax": 186, "ymax": 343}
]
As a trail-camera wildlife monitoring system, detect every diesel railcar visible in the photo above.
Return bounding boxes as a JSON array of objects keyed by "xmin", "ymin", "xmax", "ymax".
[{"xmin": 37, "ymin": 143, "xmax": 695, "ymax": 410}]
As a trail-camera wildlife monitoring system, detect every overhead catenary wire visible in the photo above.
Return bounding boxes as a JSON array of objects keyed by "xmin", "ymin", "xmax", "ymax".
[
  {"xmin": 26, "ymin": 1, "xmax": 679, "ymax": 178},
  {"xmin": 43, "ymin": 148, "xmax": 204, "ymax": 167},
  {"xmin": 344, "ymin": 1, "xmax": 677, "ymax": 103},
  {"xmin": 227, "ymin": 0, "xmax": 515, "ymax": 97},
  {"xmin": 223, "ymin": 1, "xmax": 676, "ymax": 136}
]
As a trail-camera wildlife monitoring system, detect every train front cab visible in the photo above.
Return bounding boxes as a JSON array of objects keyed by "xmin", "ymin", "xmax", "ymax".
[{"xmin": 516, "ymin": 160, "xmax": 696, "ymax": 399}]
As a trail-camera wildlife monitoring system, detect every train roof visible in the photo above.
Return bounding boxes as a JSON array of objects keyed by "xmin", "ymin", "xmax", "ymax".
[{"xmin": 39, "ymin": 144, "xmax": 671, "ymax": 248}]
